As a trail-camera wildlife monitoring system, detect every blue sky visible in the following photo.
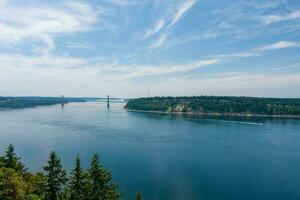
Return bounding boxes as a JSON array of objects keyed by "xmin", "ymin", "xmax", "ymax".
[{"xmin": 0, "ymin": 0, "xmax": 300, "ymax": 97}]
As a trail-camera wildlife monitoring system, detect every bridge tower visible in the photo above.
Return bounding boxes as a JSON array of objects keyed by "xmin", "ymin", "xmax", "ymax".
[{"xmin": 107, "ymin": 95, "xmax": 110, "ymax": 109}]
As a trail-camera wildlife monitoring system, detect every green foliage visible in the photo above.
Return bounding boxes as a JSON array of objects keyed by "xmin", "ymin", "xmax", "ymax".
[
  {"xmin": 25, "ymin": 172, "xmax": 46, "ymax": 199},
  {"xmin": 125, "ymin": 96, "xmax": 300, "ymax": 116},
  {"xmin": 135, "ymin": 191, "xmax": 142, "ymax": 200},
  {"xmin": 0, "ymin": 145, "xmax": 123, "ymax": 200},
  {"xmin": 87, "ymin": 154, "xmax": 121, "ymax": 200},
  {"xmin": 0, "ymin": 97, "xmax": 86, "ymax": 110},
  {"xmin": 68, "ymin": 156, "xmax": 86, "ymax": 200},
  {"xmin": 3, "ymin": 144, "xmax": 26, "ymax": 174},
  {"xmin": 0, "ymin": 167, "xmax": 27, "ymax": 200},
  {"xmin": 43, "ymin": 151, "xmax": 67, "ymax": 200}
]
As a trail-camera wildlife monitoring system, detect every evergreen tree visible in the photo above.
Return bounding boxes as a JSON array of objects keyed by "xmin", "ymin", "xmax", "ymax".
[
  {"xmin": 0, "ymin": 167, "xmax": 27, "ymax": 200},
  {"xmin": 43, "ymin": 151, "xmax": 67, "ymax": 200},
  {"xmin": 3, "ymin": 144, "xmax": 26, "ymax": 173},
  {"xmin": 25, "ymin": 172, "xmax": 47, "ymax": 199},
  {"xmin": 88, "ymin": 154, "xmax": 106, "ymax": 200},
  {"xmin": 135, "ymin": 191, "xmax": 142, "ymax": 200},
  {"xmin": 87, "ymin": 154, "xmax": 120, "ymax": 200},
  {"xmin": 69, "ymin": 155, "xmax": 86, "ymax": 200},
  {"xmin": 0, "ymin": 155, "xmax": 5, "ymax": 168}
]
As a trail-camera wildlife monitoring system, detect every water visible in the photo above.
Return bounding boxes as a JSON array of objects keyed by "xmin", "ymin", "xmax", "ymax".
[{"xmin": 0, "ymin": 102, "xmax": 300, "ymax": 200}]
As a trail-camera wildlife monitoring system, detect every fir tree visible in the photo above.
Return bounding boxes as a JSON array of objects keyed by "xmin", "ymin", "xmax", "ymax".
[
  {"xmin": 43, "ymin": 151, "xmax": 67, "ymax": 200},
  {"xmin": 87, "ymin": 154, "xmax": 121, "ymax": 200},
  {"xmin": 135, "ymin": 191, "xmax": 142, "ymax": 200},
  {"xmin": 88, "ymin": 154, "xmax": 106, "ymax": 200},
  {"xmin": 69, "ymin": 155, "xmax": 86, "ymax": 200},
  {"xmin": 3, "ymin": 144, "xmax": 26, "ymax": 174}
]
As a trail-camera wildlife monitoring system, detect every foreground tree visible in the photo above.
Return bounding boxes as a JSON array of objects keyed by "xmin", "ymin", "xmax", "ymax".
[
  {"xmin": 0, "ymin": 167, "xmax": 26, "ymax": 200},
  {"xmin": 0, "ymin": 145, "xmax": 123, "ymax": 200},
  {"xmin": 3, "ymin": 144, "xmax": 26, "ymax": 174},
  {"xmin": 135, "ymin": 191, "xmax": 142, "ymax": 200},
  {"xmin": 44, "ymin": 151, "xmax": 67, "ymax": 200},
  {"xmin": 68, "ymin": 156, "xmax": 86, "ymax": 200},
  {"xmin": 87, "ymin": 154, "xmax": 121, "ymax": 200},
  {"xmin": 25, "ymin": 172, "xmax": 47, "ymax": 199}
]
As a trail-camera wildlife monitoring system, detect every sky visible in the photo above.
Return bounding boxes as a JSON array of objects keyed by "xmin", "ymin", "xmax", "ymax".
[{"xmin": 0, "ymin": 0, "xmax": 300, "ymax": 98}]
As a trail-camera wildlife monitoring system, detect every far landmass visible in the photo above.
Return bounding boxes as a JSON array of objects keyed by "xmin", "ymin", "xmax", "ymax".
[
  {"xmin": 125, "ymin": 96, "xmax": 300, "ymax": 117},
  {"xmin": 0, "ymin": 96, "xmax": 90, "ymax": 110}
]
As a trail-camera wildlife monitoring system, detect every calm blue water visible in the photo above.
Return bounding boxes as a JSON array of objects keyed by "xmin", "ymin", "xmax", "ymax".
[{"xmin": 0, "ymin": 102, "xmax": 300, "ymax": 200}]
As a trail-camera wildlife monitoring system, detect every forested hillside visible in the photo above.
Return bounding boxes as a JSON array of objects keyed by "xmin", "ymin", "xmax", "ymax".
[
  {"xmin": 0, "ymin": 97, "xmax": 86, "ymax": 109},
  {"xmin": 125, "ymin": 96, "xmax": 300, "ymax": 116}
]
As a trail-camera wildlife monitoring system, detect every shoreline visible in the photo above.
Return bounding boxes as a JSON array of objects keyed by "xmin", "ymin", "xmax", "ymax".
[{"xmin": 125, "ymin": 108, "xmax": 300, "ymax": 119}]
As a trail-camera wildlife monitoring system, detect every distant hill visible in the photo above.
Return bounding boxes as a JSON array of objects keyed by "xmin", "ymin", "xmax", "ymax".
[
  {"xmin": 124, "ymin": 96, "xmax": 300, "ymax": 117},
  {"xmin": 0, "ymin": 96, "xmax": 87, "ymax": 109}
]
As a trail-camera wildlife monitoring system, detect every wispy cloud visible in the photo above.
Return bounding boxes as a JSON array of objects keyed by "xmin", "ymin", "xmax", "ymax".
[
  {"xmin": 255, "ymin": 41, "xmax": 300, "ymax": 51},
  {"xmin": 125, "ymin": 53, "xmax": 137, "ymax": 60},
  {"xmin": 150, "ymin": 72, "xmax": 300, "ymax": 97},
  {"xmin": 0, "ymin": 0, "xmax": 300, "ymax": 97},
  {"xmin": 106, "ymin": 0, "xmax": 139, "ymax": 6},
  {"xmin": 0, "ymin": 53, "xmax": 87, "ymax": 69},
  {"xmin": 148, "ymin": 33, "xmax": 168, "ymax": 49},
  {"xmin": 120, "ymin": 58, "xmax": 220, "ymax": 79},
  {"xmin": 168, "ymin": 0, "xmax": 197, "ymax": 28},
  {"xmin": 0, "ymin": 1, "xmax": 105, "ymax": 54},
  {"xmin": 66, "ymin": 42, "xmax": 91, "ymax": 49},
  {"xmin": 144, "ymin": 19, "xmax": 165, "ymax": 38},
  {"xmin": 0, "ymin": 49, "xmax": 219, "ymax": 80},
  {"xmin": 258, "ymin": 10, "xmax": 300, "ymax": 24},
  {"xmin": 212, "ymin": 41, "xmax": 300, "ymax": 59}
]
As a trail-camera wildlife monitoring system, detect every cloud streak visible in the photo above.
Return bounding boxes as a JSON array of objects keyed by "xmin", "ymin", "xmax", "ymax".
[
  {"xmin": 150, "ymin": 72, "xmax": 300, "ymax": 97},
  {"xmin": 144, "ymin": 19, "xmax": 165, "ymax": 38},
  {"xmin": 168, "ymin": 0, "xmax": 196, "ymax": 28},
  {"xmin": 258, "ymin": 10, "xmax": 300, "ymax": 24},
  {"xmin": 0, "ymin": 1, "xmax": 104, "ymax": 53},
  {"xmin": 212, "ymin": 41, "xmax": 300, "ymax": 59},
  {"xmin": 148, "ymin": 33, "xmax": 168, "ymax": 49}
]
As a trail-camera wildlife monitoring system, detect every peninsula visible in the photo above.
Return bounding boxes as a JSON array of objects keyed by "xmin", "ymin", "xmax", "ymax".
[{"xmin": 125, "ymin": 96, "xmax": 300, "ymax": 117}]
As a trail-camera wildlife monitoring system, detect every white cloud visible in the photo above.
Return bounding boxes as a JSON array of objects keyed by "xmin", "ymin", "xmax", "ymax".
[
  {"xmin": 0, "ymin": 48, "xmax": 299, "ymax": 97},
  {"xmin": 148, "ymin": 73, "xmax": 300, "ymax": 97},
  {"xmin": 0, "ymin": 1, "xmax": 103, "ymax": 53},
  {"xmin": 212, "ymin": 41, "xmax": 300, "ymax": 59},
  {"xmin": 168, "ymin": 0, "xmax": 196, "ymax": 27},
  {"xmin": 106, "ymin": 0, "xmax": 139, "ymax": 6},
  {"xmin": 119, "ymin": 58, "xmax": 220, "ymax": 79},
  {"xmin": 125, "ymin": 53, "xmax": 137, "ymax": 59},
  {"xmin": 0, "ymin": 50, "xmax": 220, "ymax": 97},
  {"xmin": 143, "ymin": 0, "xmax": 196, "ymax": 43},
  {"xmin": 255, "ymin": 41, "xmax": 299, "ymax": 51},
  {"xmin": 258, "ymin": 10, "xmax": 300, "ymax": 24},
  {"xmin": 0, "ymin": 53, "xmax": 87, "ymax": 69},
  {"xmin": 148, "ymin": 33, "xmax": 168, "ymax": 49},
  {"xmin": 66, "ymin": 43, "xmax": 91, "ymax": 49},
  {"xmin": 144, "ymin": 19, "xmax": 165, "ymax": 38}
]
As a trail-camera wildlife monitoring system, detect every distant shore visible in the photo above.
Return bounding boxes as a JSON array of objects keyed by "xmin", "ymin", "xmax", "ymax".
[
  {"xmin": 0, "ymin": 96, "xmax": 88, "ymax": 110},
  {"xmin": 125, "ymin": 109, "xmax": 300, "ymax": 118},
  {"xmin": 124, "ymin": 96, "xmax": 300, "ymax": 118}
]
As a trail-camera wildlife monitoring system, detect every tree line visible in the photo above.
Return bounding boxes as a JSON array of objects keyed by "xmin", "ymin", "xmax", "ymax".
[
  {"xmin": 125, "ymin": 96, "xmax": 300, "ymax": 115},
  {"xmin": 0, "ymin": 144, "xmax": 142, "ymax": 200},
  {"xmin": 0, "ymin": 97, "xmax": 86, "ymax": 109}
]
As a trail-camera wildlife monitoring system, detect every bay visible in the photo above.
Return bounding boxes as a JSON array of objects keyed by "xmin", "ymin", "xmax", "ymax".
[{"xmin": 0, "ymin": 102, "xmax": 299, "ymax": 200}]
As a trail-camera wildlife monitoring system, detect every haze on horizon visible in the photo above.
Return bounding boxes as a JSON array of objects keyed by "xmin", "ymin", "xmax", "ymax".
[{"xmin": 0, "ymin": 0, "xmax": 300, "ymax": 98}]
